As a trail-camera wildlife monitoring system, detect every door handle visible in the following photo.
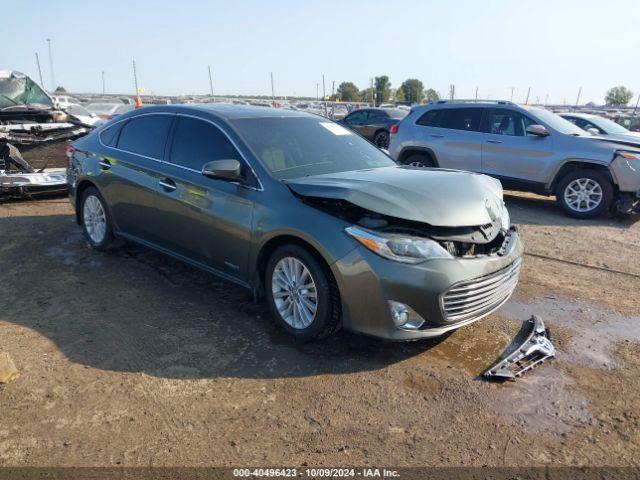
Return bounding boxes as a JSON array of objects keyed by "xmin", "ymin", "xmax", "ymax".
[
  {"xmin": 430, "ymin": 134, "xmax": 444, "ymax": 138},
  {"xmin": 98, "ymin": 159, "xmax": 111, "ymax": 170},
  {"xmin": 159, "ymin": 178, "xmax": 177, "ymax": 192},
  {"xmin": 486, "ymin": 139, "xmax": 503, "ymax": 144}
]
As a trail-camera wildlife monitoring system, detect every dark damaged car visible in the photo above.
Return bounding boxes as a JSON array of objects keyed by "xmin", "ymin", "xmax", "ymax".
[
  {"xmin": 67, "ymin": 105, "xmax": 523, "ymax": 341},
  {"xmin": 1, "ymin": 70, "xmax": 89, "ymax": 199}
]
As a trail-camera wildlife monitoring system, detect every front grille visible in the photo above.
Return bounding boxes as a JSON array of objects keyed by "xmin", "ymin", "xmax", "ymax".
[{"xmin": 441, "ymin": 258, "xmax": 521, "ymax": 323}]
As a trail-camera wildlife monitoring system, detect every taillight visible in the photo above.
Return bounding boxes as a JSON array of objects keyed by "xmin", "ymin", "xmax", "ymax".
[
  {"xmin": 66, "ymin": 145, "xmax": 75, "ymax": 159},
  {"xmin": 390, "ymin": 124, "xmax": 399, "ymax": 134}
]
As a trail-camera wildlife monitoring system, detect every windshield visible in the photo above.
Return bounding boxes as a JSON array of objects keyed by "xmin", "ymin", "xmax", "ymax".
[
  {"xmin": 589, "ymin": 116, "xmax": 630, "ymax": 134},
  {"xmin": 526, "ymin": 107, "xmax": 586, "ymax": 135},
  {"xmin": 0, "ymin": 71, "xmax": 53, "ymax": 109},
  {"xmin": 232, "ymin": 116, "xmax": 396, "ymax": 179}
]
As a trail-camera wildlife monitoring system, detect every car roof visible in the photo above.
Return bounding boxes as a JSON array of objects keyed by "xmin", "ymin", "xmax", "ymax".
[{"xmin": 136, "ymin": 103, "xmax": 314, "ymax": 120}]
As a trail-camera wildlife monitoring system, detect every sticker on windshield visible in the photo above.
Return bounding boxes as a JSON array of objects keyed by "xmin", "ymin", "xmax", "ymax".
[{"xmin": 320, "ymin": 122, "xmax": 352, "ymax": 136}]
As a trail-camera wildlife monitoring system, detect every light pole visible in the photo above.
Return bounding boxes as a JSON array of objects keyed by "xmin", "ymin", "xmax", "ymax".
[
  {"xmin": 101, "ymin": 71, "xmax": 105, "ymax": 95},
  {"xmin": 35, "ymin": 52, "xmax": 44, "ymax": 87},
  {"xmin": 208, "ymin": 66, "xmax": 214, "ymax": 98},
  {"xmin": 46, "ymin": 38, "xmax": 56, "ymax": 91}
]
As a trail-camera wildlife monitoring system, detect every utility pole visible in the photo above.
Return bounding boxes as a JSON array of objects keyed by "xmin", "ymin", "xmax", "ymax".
[
  {"xmin": 475, "ymin": 86, "xmax": 478, "ymax": 101},
  {"xmin": 510, "ymin": 87, "xmax": 514, "ymax": 102},
  {"xmin": 370, "ymin": 78, "xmax": 374, "ymax": 106},
  {"xmin": 34, "ymin": 52, "xmax": 44, "ymax": 87},
  {"xmin": 316, "ymin": 83, "xmax": 319, "ymax": 101},
  {"xmin": 331, "ymin": 80, "xmax": 335, "ymax": 100},
  {"xmin": 633, "ymin": 93, "xmax": 640, "ymax": 115},
  {"xmin": 575, "ymin": 87, "xmax": 582, "ymax": 107},
  {"xmin": 132, "ymin": 59, "xmax": 139, "ymax": 97},
  {"xmin": 101, "ymin": 71, "xmax": 105, "ymax": 95},
  {"xmin": 525, "ymin": 87, "xmax": 531, "ymax": 104},
  {"xmin": 46, "ymin": 38, "xmax": 56, "ymax": 91},
  {"xmin": 208, "ymin": 66, "xmax": 214, "ymax": 97},
  {"xmin": 322, "ymin": 75, "xmax": 327, "ymax": 116},
  {"xmin": 545, "ymin": 93, "xmax": 549, "ymax": 106},
  {"xmin": 270, "ymin": 72, "xmax": 275, "ymax": 107}
]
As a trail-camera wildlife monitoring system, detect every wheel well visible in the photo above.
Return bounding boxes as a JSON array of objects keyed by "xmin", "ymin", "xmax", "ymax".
[
  {"xmin": 374, "ymin": 128, "xmax": 389, "ymax": 138},
  {"xmin": 398, "ymin": 148, "xmax": 438, "ymax": 166},
  {"xmin": 255, "ymin": 235, "xmax": 333, "ymax": 297},
  {"xmin": 551, "ymin": 161, "xmax": 615, "ymax": 193},
  {"xmin": 74, "ymin": 180, "xmax": 97, "ymax": 224}
]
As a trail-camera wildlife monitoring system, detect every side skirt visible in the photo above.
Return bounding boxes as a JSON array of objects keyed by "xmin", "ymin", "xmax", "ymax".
[{"xmin": 116, "ymin": 231, "xmax": 253, "ymax": 291}]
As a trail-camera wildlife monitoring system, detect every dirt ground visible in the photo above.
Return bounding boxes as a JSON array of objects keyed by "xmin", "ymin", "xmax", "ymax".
[{"xmin": 0, "ymin": 192, "xmax": 639, "ymax": 469}]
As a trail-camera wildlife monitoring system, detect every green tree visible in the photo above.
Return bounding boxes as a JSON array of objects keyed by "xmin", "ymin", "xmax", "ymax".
[
  {"xmin": 400, "ymin": 79, "xmax": 425, "ymax": 104},
  {"xmin": 336, "ymin": 82, "xmax": 360, "ymax": 102},
  {"xmin": 359, "ymin": 86, "xmax": 375, "ymax": 104},
  {"xmin": 394, "ymin": 88, "xmax": 405, "ymax": 102},
  {"xmin": 424, "ymin": 88, "xmax": 440, "ymax": 102},
  {"xmin": 54, "ymin": 86, "xmax": 67, "ymax": 93},
  {"xmin": 605, "ymin": 86, "xmax": 633, "ymax": 106},
  {"xmin": 374, "ymin": 75, "xmax": 391, "ymax": 106}
]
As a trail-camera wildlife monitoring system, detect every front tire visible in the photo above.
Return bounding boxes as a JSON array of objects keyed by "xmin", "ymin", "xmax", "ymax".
[
  {"xmin": 265, "ymin": 245, "xmax": 341, "ymax": 342},
  {"xmin": 80, "ymin": 187, "xmax": 116, "ymax": 250},
  {"xmin": 402, "ymin": 152, "xmax": 435, "ymax": 168},
  {"xmin": 556, "ymin": 169, "xmax": 613, "ymax": 219}
]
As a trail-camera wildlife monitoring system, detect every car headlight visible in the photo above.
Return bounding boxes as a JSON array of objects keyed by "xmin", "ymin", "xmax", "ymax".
[
  {"xmin": 500, "ymin": 203, "xmax": 510, "ymax": 232},
  {"xmin": 345, "ymin": 226, "xmax": 452, "ymax": 264}
]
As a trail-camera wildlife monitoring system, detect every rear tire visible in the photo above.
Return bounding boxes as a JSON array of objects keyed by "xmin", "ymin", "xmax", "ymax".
[
  {"xmin": 402, "ymin": 152, "xmax": 435, "ymax": 168},
  {"xmin": 80, "ymin": 187, "xmax": 116, "ymax": 250},
  {"xmin": 556, "ymin": 169, "xmax": 613, "ymax": 219},
  {"xmin": 265, "ymin": 245, "xmax": 341, "ymax": 342},
  {"xmin": 374, "ymin": 130, "xmax": 390, "ymax": 149}
]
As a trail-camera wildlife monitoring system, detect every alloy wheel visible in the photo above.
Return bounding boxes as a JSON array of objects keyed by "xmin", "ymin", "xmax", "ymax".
[
  {"xmin": 563, "ymin": 178, "xmax": 603, "ymax": 213},
  {"xmin": 271, "ymin": 257, "xmax": 318, "ymax": 329},
  {"xmin": 83, "ymin": 195, "xmax": 107, "ymax": 243}
]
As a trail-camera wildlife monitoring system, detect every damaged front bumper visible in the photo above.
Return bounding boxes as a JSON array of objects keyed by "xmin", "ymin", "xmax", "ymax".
[
  {"xmin": 483, "ymin": 315, "xmax": 555, "ymax": 380},
  {"xmin": 332, "ymin": 227, "xmax": 524, "ymax": 340}
]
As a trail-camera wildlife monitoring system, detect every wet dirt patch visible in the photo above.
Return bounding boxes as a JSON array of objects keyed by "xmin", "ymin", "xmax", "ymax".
[{"xmin": 498, "ymin": 296, "xmax": 640, "ymax": 369}]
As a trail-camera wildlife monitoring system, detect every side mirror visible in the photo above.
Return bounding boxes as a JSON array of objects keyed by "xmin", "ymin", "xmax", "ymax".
[
  {"xmin": 587, "ymin": 127, "xmax": 600, "ymax": 136},
  {"xmin": 202, "ymin": 159, "xmax": 242, "ymax": 181},
  {"xmin": 526, "ymin": 124, "xmax": 549, "ymax": 137}
]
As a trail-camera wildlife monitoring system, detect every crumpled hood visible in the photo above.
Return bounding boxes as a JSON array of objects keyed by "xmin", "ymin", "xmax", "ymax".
[{"xmin": 286, "ymin": 166, "xmax": 504, "ymax": 227}]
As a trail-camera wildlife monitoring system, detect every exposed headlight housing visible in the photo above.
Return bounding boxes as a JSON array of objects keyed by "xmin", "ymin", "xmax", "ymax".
[
  {"xmin": 500, "ymin": 203, "xmax": 510, "ymax": 232},
  {"xmin": 345, "ymin": 226, "xmax": 452, "ymax": 264}
]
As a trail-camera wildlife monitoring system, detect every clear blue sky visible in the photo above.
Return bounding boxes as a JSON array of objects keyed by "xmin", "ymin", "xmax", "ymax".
[{"xmin": 3, "ymin": 0, "xmax": 639, "ymax": 104}]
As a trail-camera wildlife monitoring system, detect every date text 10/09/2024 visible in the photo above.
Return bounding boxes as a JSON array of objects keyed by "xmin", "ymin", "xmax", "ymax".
[{"xmin": 232, "ymin": 468, "xmax": 400, "ymax": 478}]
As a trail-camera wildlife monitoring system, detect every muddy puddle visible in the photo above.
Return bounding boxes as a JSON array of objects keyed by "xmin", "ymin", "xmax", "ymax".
[{"xmin": 499, "ymin": 296, "xmax": 640, "ymax": 369}]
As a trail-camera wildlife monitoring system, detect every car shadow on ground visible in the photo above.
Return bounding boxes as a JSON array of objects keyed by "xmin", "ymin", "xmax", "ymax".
[
  {"xmin": 504, "ymin": 191, "xmax": 638, "ymax": 228},
  {"xmin": 0, "ymin": 213, "xmax": 448, "ymax": 380}
]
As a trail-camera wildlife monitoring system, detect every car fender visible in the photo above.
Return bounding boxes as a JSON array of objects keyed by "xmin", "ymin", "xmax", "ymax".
[{"xmin": 548, "ymin": 157, "xmax": 615, "ymax": 192}]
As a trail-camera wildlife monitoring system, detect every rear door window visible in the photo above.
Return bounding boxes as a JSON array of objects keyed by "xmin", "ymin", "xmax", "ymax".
[
  {"xmin": 438, "ymin": 108, "xmax": 483, "ymax": 131},
  {"xmin": 416, "ymin": 109, "xmax": 443, "ymax": 127},
  {"xmin": 116, "ymin": 114, "xmax": 173, "ymax": 158},
  {"xmin": 169, "ymin": 116, "xmax": 241, "ymax": 171},
  {"xmin": 99, "ymin": 122, "xmax": 125, "ymax": 147},
  {"xmin": 344, "ymin": 110, "xmax": 367, "ymax": 125}
]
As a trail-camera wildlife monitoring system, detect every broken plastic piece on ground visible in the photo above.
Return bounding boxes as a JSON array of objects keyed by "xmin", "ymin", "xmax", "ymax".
[
  {"xmin": 483, "ymin": 315, "xmax": 555, "ymax": 381},
  {"xmin": 0, "ymin": 352, "xmax": 20, "ymax": 384},
  {"xmin": 1, "ymin": 168, "xmax": 67, "ymax": 200}
]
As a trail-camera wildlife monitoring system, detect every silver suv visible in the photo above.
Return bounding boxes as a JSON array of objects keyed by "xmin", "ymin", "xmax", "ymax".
[{"xmin": 389, "ymin": 100, "xmax": 640, "ymax": 218}]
